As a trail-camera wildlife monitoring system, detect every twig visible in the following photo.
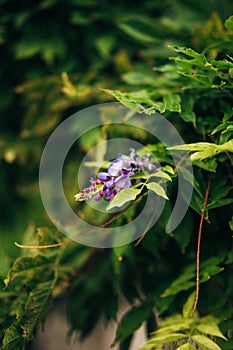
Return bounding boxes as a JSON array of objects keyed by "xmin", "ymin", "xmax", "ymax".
[
  {"xmin": 190, "ymin": 178, "xmax": 211, "ymax": 317},
  {"xmin": 135, "ymin": 202, "xmax": 158, "ymax": 246},
  {"xmin": 15, "ymin": 192, "xmax": 147, "ymax": 249},
  {"xmin": 14, "ymin": 240, "xmax": 72, "ymax": 249}
]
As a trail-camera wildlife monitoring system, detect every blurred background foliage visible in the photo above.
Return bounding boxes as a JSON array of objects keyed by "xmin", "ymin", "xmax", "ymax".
[
  {"xmin": 0, "ymin": 0, "xmax": 233, "ymax": 349},
  {"xmin": 1, "ymin": 0, "xmax": 232, "ymax": 256}
]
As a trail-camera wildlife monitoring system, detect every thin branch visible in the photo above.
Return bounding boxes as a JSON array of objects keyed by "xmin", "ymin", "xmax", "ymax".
[
  {"xmin": 72, "ymin": 192, "xmax": 147, "ymax": 241},
  {"xmin": 190, "ymin": 178, "xmax": 211, "ymax": 317},
  {"xmin": 135, "ymin": 203, "xmax": 158, "ymax": 246},
  {"xmin": 15, "ymin": 192, "xmax": 147, "ymax": 249},
  {"xmin": 14, "ymin": 240, "xmax": 72, "ymax": 249}
]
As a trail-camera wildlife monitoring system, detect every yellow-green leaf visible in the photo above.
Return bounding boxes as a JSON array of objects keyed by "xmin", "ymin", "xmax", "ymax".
[
  {"xmin": 146, "ymin": 182, "xmax": 168, "ymax": 200},
  {"xmin": 106, "ymin": 187, "xmax": 142, "ymax": 211},
  {"xmin": 191, "ymin": 335, "xmax": 222, "ymax": 350}
]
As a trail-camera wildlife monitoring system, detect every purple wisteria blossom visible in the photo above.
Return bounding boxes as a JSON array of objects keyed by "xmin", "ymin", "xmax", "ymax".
[{"xmin": 74, "ymin": 148, "xmax": 156, "ymax": 202}]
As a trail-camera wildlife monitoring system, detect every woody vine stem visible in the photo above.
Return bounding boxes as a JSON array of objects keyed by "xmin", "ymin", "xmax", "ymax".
[{"xmin": 190, "ymin": 178, "xmax": 211, "ymax": 317}]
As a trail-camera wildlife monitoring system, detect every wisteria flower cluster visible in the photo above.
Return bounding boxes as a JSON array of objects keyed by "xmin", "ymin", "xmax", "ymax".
[{"xmin": 74, "ymin": 148, "xmax": 156, "ymax": 202}]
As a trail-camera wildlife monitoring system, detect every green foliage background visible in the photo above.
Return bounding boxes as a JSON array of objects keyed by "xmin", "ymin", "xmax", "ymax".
[{"xmin": 0, "ymin": 1, "xmax": 233, "ymax": 349}]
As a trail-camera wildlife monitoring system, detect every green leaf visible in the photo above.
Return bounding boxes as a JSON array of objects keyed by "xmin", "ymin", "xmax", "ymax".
[
  {"xmin": 225, "ymin": 15, "xmax": 233, "ymax": 32},
  {"xmin": 192, "ymin": 159, "xmax": 217, "ymax": 172},
  {"xmin": 2, "ymin": 324, "xmax": 22, "ymax": 350},
  {"xmin": 182, "ymin": 292, "xmax": 196, "ymax": 318},
  {"xmin": 162, "ymin": 165, "xmax": 175, "ymax": 174},
  {"xmin": 191, "ymin": 334, "xmax": 222, "ymax": 350},
  {"xmin": 179, "ymin": 167, "xmax": 203, "ymax": 199},
  {"xmin": 20, "ymin": 280, "xmax": 54, "ymax": 340},
  {"xmin": 218, "ymin": 139, "xmax": 233, "ymax": 152},
  {"xmin": 189, "ymin": 192, "xmax": 204, "ymax": 214},
  {"xmin": 180, "ymin": 94, "xmax": 196, "ymax": 126},
  {"xmin": 14, "ymin": 39, "xmax": 43, "ymax": 60},
  {"xmin": 161, "ymin": 256, "xmax": 224, "ymax": 297},
  {"xmin": 196, "ymin": 316, "xmax": 227, "ymax": 340},
  {"xmin": 172, "ymin": 46, "xmax": 207, "ymax": 66},
  {"xmin": 161, "ymin": 265, "xmax": 195, "ymax": 297},
  {"xmin": 146, "ymin": 182, "xmax": 168, "ymax": 200},
  {"xmin": 168, "ymin": 141, "xmax": 233, "ymax": 161},
  {"xmin": 102, "ymin": 89, "xmax": 166, "ymax": 114},
  {"xmin": 142, "ymin": 332, "xmax": 188, "ymax": 349},
  {"xmin": 205, "ymin": 198, "xmax": 233, "ymax": 210},
  {"xmin": 122, "ymin": 71, "xmax": 158, "ymax": 86},
  {"xmin": 119, "ymin": 335, "xmax": 133, "ymax": 350},
  {"xmin": 168, "ymin": 142, "xmax": 216, "ymax": 152},
  {"xmin": 148, "ymin": 332, "xmax": 187, "ymax": 342},
  {"xmin": 151, "ymin": 168, "xmax": 172, "ymax": 181},
  {"xmin": 190, "ymin": 149, "xmax": 219, "ymax": 161},
  {"xmin": 173, "ymin": 212, "xmax": 194, "ymax": 250},
  {"xmin": 211, "ymin": 59, "xmax": 233, "ymax": 69},
  {"xmin": 102, "ymin": 89, "xmax": 142, "ymax": 112},
  {"xmin": 14, "ymin": 37, "xmax": 65, "ymax": 64},
  {"xmin": 176, "ymin": 344, "xmax": 196, "ymax": 350},
  {"xmin": 223, "ymin": 106, "xmax": 233, "ymax": 122},
  {"xmin": 70, "ymin": 11, "xmax": 90, "ymax": 26},
  {"xmin": 4, "ymin": 255, "xmax": 52, "ymax": 287},
  {"xmin": 229, "ymin": 216, "xmax": 233, "ymax": 231},
  {"xmin": 115, "ymin": 301, "xmax": 152, "ymax": 343},
  {"xmin": 179, "ymin": 71, "xmax": 212, "ymax": 86},
  {"xmin": 226, "ymin": 251, "xmax": 233, "ymax": 265},
  {"xmin": 117, "ymin": 18, "xmax": 157, "ymax": 44},
  {"xmin": 154, "ymin": 314, "xmax": 193, "ymax": 334},
  {"xmin": 163, "ymin": 94, "xmax": 181, "ymax": 112},
  {"xmin": 106, "ymin": 187, "xmax": 142, "ymax": 211},
  {"xmin": 95, "ymin": 35, "xmax": 115, "ymax": 58},
  {"xmin": 210, "ymin": 178, "xmax": 232, "ymax": 200},
  {"xmin": 222, "ymin": 125, "xmax": 233, "ymax": 134}
]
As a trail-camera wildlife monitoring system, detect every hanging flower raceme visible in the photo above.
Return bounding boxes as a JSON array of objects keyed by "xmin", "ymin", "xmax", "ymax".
[{"xmin": 74, "ymin": 148, "xmax": 156, "ymax": 202}]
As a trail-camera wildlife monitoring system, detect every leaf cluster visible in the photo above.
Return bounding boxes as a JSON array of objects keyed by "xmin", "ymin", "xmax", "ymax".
[{"xmin": 0, "ymin": 2, "xmax": 233, "ymax": 350}]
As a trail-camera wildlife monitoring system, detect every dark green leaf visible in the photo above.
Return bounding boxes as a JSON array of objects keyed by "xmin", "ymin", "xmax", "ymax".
[
  {"xmin": 229, "ymin": 216, "xmax": 233, "ymax": 231},
  {"xmin": 117, "ymin": 17, "xmax": 157, "ymax": 44},
  {"xmin": 173, "ymin": 212, "xmax": 194, "ymax": 250},
  {"xmin": 180, "ymin": 94, "xmax": 196, "ymax": 126},
  {"xmin": 192, "ymin": 159, "xmax": 217, "ymax": 172},
  {"xmin": 115, "ymin": 301, "xmax": 152, "ymax": 343},
  {"xmin": 161, "ymin": 265, "xmax": 195, "ymax": 297},
  {"xmin": 20, "ymin": 281, "xmax": 54, "ymax": 340},
  {"xmin": 205, "ymin": 198, "xmax": 233, "ymax": 210},
  {"xmin": 4, "ymin": 255, "xmax": 53, "ymax": 287},
  {"xmin": 119, "ymin": 335, "xmax": 133, "ymax": 350},
  {"xmin": 2, "ymin": 324, "xmax": 22, "ymax": 350}
]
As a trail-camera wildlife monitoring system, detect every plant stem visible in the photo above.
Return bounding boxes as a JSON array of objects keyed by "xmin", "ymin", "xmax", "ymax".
[
  {"xmin": 190, "ymin": 178, "xmax": 211, "ymax": 317},
  {"xmin": 15, "ymin": 192, "xmax": 148, "ymax": 249}
]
